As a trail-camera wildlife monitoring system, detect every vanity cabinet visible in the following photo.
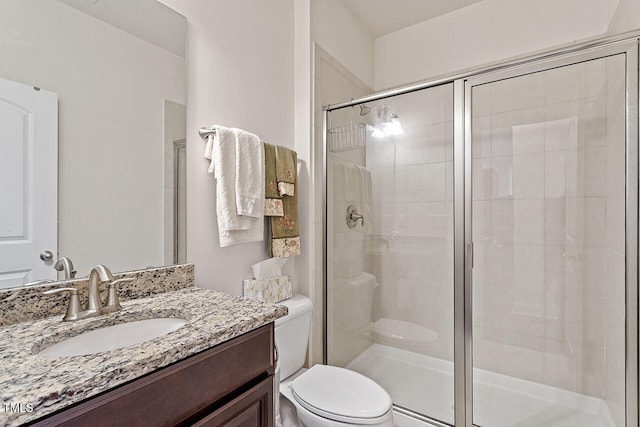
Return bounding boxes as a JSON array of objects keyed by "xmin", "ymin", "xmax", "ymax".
[{"xmin": 29, "ymin": 324, "xmax": 275, "ymax": 427}]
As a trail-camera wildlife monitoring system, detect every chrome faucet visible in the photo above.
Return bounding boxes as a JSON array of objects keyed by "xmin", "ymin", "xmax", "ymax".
[
  {"xmin": 86, "ymin": 265, "xmax": 114, "ymax": 314},
  {"xmin": 89, "ymin": 265, "xmax": 134, "ymax": 314},
  {"xmin": 54, "ymin": 257, "xmax": 76, "ymax": 280},
  {"xmin": 43, "ymin": 265, "xmax": 134, "ymax": 321}
]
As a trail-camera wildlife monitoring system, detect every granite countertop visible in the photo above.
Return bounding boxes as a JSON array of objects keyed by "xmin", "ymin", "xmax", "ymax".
[{"xmin": 0, "ymin": 287, "xmax": 288, "ymax": 426}]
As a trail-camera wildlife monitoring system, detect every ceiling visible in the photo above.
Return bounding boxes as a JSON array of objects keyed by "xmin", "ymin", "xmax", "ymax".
[
  {"xmin": 58, "ymin": 0, "xmax": 483, "ymax": 55},
  {"xmin": 58, "ymin": 0, "xmax": 186, "ymax": 57},
  {"xmin": 342, "ymin": 0, "xmax": 483, "ymax": 38}
]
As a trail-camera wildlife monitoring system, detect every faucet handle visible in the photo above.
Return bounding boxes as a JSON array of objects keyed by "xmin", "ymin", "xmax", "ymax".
[
  {"xmin": 43, "ymin": 287, "xmax": 82, "ymax": 322},
  {"xmin": 103, "ymin": 278, "xmax": 134, "ymax": 313}
]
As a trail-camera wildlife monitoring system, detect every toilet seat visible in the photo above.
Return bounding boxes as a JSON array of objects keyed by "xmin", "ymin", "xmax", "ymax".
[{"xmin": 290, "ymin": 365, "xmax": 392, "ymax": 424}]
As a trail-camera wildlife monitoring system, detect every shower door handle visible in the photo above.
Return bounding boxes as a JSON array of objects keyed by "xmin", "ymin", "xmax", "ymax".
[{"xmin": 466, "ymin": 242, "xmax": 474, "ymax": 270}]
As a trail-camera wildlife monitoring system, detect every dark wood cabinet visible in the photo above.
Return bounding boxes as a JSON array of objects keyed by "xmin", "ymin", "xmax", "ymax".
[
  {"xmin": 191, "ymin": 376, "xmax": 272, "ymax": 427},
  {"xmin": 29, "ymin": 324, "xmax": 275, "ymax": 427}
]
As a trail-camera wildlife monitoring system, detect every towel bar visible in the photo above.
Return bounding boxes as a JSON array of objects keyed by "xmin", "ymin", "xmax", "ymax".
[
  {"xmin": 200, "ymin": 127, "xmax": 301, "ymax": 165},
  {"xmin": 199, "ymin": 127, "xmax": 217, "ymax": 139}
]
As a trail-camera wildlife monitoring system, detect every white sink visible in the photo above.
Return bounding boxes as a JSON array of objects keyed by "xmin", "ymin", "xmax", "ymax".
[{"xmin": 38, "ymin": 317, "xmax": 188, "ymax": 357}]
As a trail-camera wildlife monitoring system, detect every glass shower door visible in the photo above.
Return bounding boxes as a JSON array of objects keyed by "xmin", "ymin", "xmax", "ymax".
[
  {"xmin": 468, "ymin": 52, "xmax": 630, "ymax": 427},
  {"xmin": 326, "ymin": 84, "xmax": 456, "ymax": 425}
]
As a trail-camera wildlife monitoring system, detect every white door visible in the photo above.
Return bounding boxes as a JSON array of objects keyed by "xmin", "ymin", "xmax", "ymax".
[{"xmin": 0, "ymin": 77, "xmax": 58, "ymax": 288}]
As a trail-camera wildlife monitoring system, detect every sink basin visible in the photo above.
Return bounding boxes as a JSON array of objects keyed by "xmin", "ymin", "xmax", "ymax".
[{"xmin": 38, "ymin": 317, "xmax": 188, "ymax": 357}]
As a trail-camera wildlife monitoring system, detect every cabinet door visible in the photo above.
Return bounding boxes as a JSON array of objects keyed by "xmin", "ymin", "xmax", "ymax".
[{"xmin": 193, "ymin": 376, "xmax": 273, "ymax": 427}]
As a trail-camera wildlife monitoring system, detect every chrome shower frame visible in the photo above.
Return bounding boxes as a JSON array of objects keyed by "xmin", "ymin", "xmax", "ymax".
[{"xmin": 322, "ymin": 30, "xmax": 640, "ymax": 427}]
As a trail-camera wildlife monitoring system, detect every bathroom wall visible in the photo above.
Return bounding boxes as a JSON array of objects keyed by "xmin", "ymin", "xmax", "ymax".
[
  {"xmin": 157, "ymin": 0, "xmax": 299, "ymax": 296},
  {"xmin": 373, "ymin": 0, "xmax": 612, "ymax": 90},
  {"xmin": 311, "ymin": 0, "xmax": 374, "ymax": 89},
  {"xmin": 608, "ymin": 0, "xmax": 640, "ymax": 33},
  {"xmin": 157, "ymin": 0, "xmax": 373, "ymax": 365},
  {"xmin": 293, "ymin": 0, "xmax": 315, "ymax": 361},
  {"xmin": 607, "ymin": 0, "xmax": 622, "ymax": 23}
]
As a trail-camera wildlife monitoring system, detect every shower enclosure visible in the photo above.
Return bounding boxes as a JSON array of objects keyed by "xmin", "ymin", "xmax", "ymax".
[{"xmin": 323, "ymin": 34, "xmax": 638, "ymax": 427}]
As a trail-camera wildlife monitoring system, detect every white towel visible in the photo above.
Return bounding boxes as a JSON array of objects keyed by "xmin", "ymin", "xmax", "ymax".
[
  {"xmin": 212, "ymin": 125, "xmax": 247, "ymax": 231},
  {"xmin": 355, "ymin": 164, "xmax": 373, "ymax": 235},
  {"xmin": 204, "ymin": 134, "xmax": 215, "ymax": 174},
  {"xmin": 331, "ymin": 158, "xmax": 372, "ymax": 234},
  {"xmin": 208, "ymin": 125, "xmax": 264, "ymax": 247},
  {"xmin": 235, "ymin": 129, "xmax": 264, "ymax": 218}
]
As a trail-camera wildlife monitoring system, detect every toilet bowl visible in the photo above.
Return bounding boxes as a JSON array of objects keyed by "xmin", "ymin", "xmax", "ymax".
[
  {"xmin": 275, "ymin": 295, "xmax": 393, "ymax": 427},
  {"xmin": 280, "ymin": 365, "xmax": 392, "ymax": 427}
]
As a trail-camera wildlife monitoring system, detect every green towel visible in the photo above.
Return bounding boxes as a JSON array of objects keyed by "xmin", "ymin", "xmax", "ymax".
[
  {"xmin": 275, "ymin": 144, "xmax": 296, "ymax": 196},
  {"xmin": 264, "ymin": 143, "xmax": 283, "ymax": 216},
  {"xmin": 269, "ymin": 147, "xmax": 300, "ymax": 258}
]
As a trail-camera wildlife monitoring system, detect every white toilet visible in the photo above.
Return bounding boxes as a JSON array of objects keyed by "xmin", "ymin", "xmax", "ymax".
[{"xmin": 275, "ymin": 295, "xmax": 393, "ymax": 427}]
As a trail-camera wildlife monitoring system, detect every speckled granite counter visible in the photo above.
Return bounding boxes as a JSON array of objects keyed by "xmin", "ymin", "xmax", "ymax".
[
  {"xmin": 0, "ymin": 287, "xmax": 287, "ymax": 426},
  {"xmin": 0, "ymin": 264, "xmax": 194, "ymax": 327}
]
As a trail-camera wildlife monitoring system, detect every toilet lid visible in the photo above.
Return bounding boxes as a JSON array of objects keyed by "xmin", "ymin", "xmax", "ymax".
[{"xmin": 291, "ymin": 365, "xmax": 392, "ymax": 424}]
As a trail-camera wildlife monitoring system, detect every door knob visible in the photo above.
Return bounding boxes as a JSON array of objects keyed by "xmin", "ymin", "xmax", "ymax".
[{"xmin": 40, "ymin": 250, "xmax": 54, "ymax": 261}]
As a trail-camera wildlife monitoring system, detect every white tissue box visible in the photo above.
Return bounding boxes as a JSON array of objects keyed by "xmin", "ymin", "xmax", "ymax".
[{"xmin": 243, "ymin": 275, "xmax": 292, "ymax": 303}]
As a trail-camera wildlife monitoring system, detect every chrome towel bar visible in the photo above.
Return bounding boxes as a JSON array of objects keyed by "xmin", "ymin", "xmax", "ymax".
[{"xmin": 199, "ymin": 127, "xmax": 217, "ymax": 139}]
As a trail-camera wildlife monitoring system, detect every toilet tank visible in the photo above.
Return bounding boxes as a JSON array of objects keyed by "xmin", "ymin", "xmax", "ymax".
[{"xmin": 275, "ymin": 295, "xmax": 313, "ymax": 380}]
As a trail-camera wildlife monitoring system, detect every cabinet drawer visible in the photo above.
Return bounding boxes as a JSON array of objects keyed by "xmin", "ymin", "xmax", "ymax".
[{"xmin": 30, "ymin": 324, "xmax": 274, "ymax": 427}]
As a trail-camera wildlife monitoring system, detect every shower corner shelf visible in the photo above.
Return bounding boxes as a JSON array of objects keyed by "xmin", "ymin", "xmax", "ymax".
[{"xmin": 328, "ymin": 123, "xmax": 366, "ymax": 152}]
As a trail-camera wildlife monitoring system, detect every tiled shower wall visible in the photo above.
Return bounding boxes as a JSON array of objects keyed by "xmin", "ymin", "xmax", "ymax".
[
  {"xmin": 366, "ymin": 85, "xmax": 455, "ymax": 362},
  {"xmin": 327, "ymin": 157, "xmax": 375, "ymax": 366},
  {"xmin": 313, "ymin": 45, "xmax": 371, "ymax": 365},
  {"xmin": 471, "ymin": 54, "xmax": 626, "ymax": 421},
  {"xmin": 323, "ymin": 74, "xmax": 456, "ymax": 366}
]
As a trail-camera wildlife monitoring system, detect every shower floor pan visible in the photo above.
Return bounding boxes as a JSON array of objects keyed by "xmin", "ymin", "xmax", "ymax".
[{"xmin": 347, "ymin": 344, "xmax": 614, "ymax": 427}]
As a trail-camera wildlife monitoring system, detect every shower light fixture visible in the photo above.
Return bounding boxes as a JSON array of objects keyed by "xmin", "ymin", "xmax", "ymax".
[{"xmin": 372, "ymin": 113, "xmax": 403, "ymax": 138}]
